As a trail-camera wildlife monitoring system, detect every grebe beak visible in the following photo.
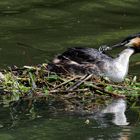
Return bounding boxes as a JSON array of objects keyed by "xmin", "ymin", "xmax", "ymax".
[
  {"xmin": 99, "ymin": 41, "xmax": 130, "ymax": 52},
  {"xmin": 99, "ymin": 33, "xmax": 140, "ymax": 52},
  {"xmin": 112, "ymin": 36, "xmax": 140, "ymax": 53},
  {"xmin": 112, "ymin": 36, "xmax": 140, "ymax": 48},
  {"xmin": 111, "ymin": 41, "xmax": 128, "ymax": 48}
]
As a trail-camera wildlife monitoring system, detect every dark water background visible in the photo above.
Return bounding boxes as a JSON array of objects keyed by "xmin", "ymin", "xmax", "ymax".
[
  {"xmin": 0, "ymin": 0, "xmax": 140, "ymax": 139},
  {"xmin": 0, "ymin": 0, "xmax": 139, "ymax": 74}
]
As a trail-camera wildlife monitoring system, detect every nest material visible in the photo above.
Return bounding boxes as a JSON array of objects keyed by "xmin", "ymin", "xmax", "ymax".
[{"xmin": 0, "ymin": 64, "xmax": 140, "ymax": 114}]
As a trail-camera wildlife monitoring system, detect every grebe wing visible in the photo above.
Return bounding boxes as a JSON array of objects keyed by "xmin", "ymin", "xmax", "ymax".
[{"xmin": 57, "ymin": 47, "xmax": 108, "ymax": 63}]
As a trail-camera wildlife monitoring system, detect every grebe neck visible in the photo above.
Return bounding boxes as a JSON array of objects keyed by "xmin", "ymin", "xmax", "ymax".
[
  {"xmin": 107, "ymin": 48, "xmax": 135, "ymax": 82},
  {"xmin": 114, "ymin": 48, "xmax": 134, "ymax": 66}
]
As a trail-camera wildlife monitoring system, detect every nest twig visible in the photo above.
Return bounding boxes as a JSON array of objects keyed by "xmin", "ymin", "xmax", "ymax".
[{"xmin": 0, "ymin": 64, "xmax": 139, "ymax": 113}]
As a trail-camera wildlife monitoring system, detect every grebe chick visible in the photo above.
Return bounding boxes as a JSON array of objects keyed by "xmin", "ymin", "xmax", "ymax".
[{"xmin": 49, "ymin": 33, "xmax": 140, "ymax": 82}]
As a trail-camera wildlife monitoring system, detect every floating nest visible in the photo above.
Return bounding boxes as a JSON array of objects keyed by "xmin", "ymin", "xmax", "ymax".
[{"xmin": 0, "ymin": 64, "xmax": 140, "ymax": 114}]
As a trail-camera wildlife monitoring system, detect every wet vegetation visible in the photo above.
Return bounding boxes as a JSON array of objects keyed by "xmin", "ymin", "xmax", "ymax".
[{"xmin": 0, "ymin": 64, "xmax": 139, "ymax": 115}]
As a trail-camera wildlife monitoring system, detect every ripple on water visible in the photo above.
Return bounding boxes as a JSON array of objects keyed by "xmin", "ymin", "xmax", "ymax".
[
  {"xmin": 0, "ymin": 17, "xmax": 32, "ymax": 28},
  {"xmin": 29, "ymin": 8, "xmax": 71, "ymax": 20},
  {"xmin": 0, "ymin": 134, "xmax": 14, "ymax": 140}
]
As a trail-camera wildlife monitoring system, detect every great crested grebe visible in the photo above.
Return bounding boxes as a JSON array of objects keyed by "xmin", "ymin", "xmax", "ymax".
[{"xmin": 48, "ymin": 33, "xmax": 140, "ymax": 82}]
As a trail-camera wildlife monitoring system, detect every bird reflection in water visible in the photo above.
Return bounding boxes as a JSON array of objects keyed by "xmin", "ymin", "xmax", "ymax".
[
  {"xmin": 93, "ymin": 99, "xmax": 129, "ymax": 126},
  {"xmin": 101, "ymin": 98, "xmax": 129, "ymax": 126}
]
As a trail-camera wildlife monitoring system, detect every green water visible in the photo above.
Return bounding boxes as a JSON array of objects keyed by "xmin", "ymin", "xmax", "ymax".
[
  {"xmin": 0, "ymin": 99, "xmax": 140, "ymax": 140},
  {"xmin": 0, "ymin": 0, "xmax": 139, "ymax": 72},
  {"xmin": 0, "ymin": 0, "xmax": 140, "ymax": 140}
]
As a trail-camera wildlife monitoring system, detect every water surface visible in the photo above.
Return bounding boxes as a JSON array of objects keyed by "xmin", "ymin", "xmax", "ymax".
[
  {"xmin": 0, "ymin": 99, "xmax": 140, "ymax": 140},
  {"xmin": 0, "ymin": 0, "xmax": 139, "ymax": 74}
]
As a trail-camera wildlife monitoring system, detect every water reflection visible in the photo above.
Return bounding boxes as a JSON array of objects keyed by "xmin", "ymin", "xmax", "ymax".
[
  {"xmin": 101, "ymin": 99, "xmax": 129, "ymax": 126},
  {"xmin": 91, "ymin": 99, "xmax": 131, "ymax": 140},
  {"xmin": 93, "ymin": 99, "xmax": 129, "ymax": 127},
  {"xmin": 1, "ymin": 98, "xmax": 140, "ymax": 140}
]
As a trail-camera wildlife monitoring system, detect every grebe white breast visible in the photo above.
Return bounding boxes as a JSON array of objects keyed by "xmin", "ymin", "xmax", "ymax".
[{"xmin": 49, "ymin": 33, "xmax": 140, "ymax": 82}]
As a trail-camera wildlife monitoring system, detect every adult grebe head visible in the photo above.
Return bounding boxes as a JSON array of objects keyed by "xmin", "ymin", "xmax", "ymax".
[{"xmin": 112, "ymin": 33, "xmax": 140, "ymax": 52}]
